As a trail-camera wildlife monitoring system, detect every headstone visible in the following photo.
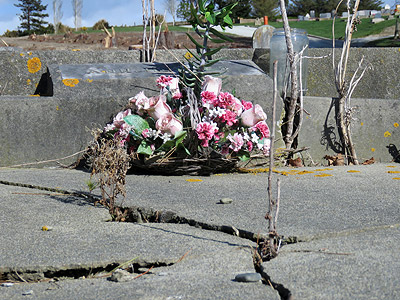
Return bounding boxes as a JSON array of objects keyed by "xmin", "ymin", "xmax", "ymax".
[
  {"xmin": 372, "ymin": 17, "xmax": 385, "ymax": 24},
  {"xmin": 252, "ymin": 25, "xmax": 275, "ymax": 49},
  {"xmin": 370, "ymin": 10, "xmax": 379, "ymax": 16},
  {"xmin": 374, "ymin": 12, "xmax": 382, "ymax": 18},
  {"xmin": 310, "ymin": 10, "xmax": 315, "ymax": 18},
  {"xmin": 342, "ymin": 12, "xmax": 349, "ymax": 18},
  {"xmin": 298, "ymin": 15, "xmax": 304, "ymax": 21},
  {"xmin": 319, "ymin": 12, "xmax": 332, "ymax": 19},
  {"xmin": 357, "ymin": 10, "xmax": 370, "ymax": 17}
]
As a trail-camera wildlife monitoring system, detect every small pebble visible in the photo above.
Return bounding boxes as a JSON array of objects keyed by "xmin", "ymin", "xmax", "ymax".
[
  {"xmin": 110, "ymin": 269, "xmax": 134, "ymax": 282},
  {"xmin": 22, "ymin": 290, "xmax": 34, "ymax": 296},
  {"xmin": 219, "ymin": 198, "xmax": 233, "ymax": 204},
  {"xmin": 235, "ymin": 273, "xmax": 262, "ymax": 282},
  {"xmin": 1, "ymin": 283, "xmax": 14, "ymax": 287}
]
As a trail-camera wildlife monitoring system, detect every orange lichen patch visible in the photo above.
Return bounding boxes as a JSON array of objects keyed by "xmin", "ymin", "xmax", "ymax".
[
  {"xmin": 314, "ymin": 173, "xmax": 332, "ymax": 177},
  {"xmin": 384, "ymin": 131, "xmax": 391, "ymax": 137},
  {"xmin": 71, "ymin": 49, "xmax": 81, "ymax": 51},
  {"xmin": 186, "ymin": 179, "xmax": 203, "ymax": 182},
  {"xmin": 86, "ymin": 79, "xmax": 93, "ymax": 83},
  {"xmin": 386, "ymin": 166, "xmax": 396, "ymax": 168},
  {"xmin": 62, "ymin": 78, "xmax": 79, "ymax": 87},
  {"xmin": 296, "ymin": 170, "xmax": 315, "ymax": 175},
  {"xmin": 371, "ymin": 148, "xmax": 375, "ymax": 152},
  {"xmin": 315, "ymin": 168, "xmax": 334, "ymax": 171},
  {"xmin": 27, "ymin": 57, "xmax": 41, "ymax": 73},
  {"xmin": 28, "ymin": 52, "xmax": 32, "ymax": 56},
  {"xmin": 394, "ymin": 123, "xmax": 399, "ymax": 128},
  {"xmin": 26, "ymin": 79, "xmax": 31, "ymax": 85},
  {"xmin": 393, "ymin": 178, "xmax": 400, "ymax": 180},
  {"xmin": 347, "ymin": 170, "xmax": 360, "ymax": 173},
  {"xmin": 387, "ymin": 171, "xmax": 400, "ymax": 174}
]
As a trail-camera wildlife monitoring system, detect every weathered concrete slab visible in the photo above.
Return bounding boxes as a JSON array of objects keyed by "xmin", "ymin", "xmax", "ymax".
[
  {"xmin": 0, "ymin": 164, "xmax": 399, "ymax": 299},
  {"xmin": 0, "ymin": 184, "xmax": 276, "ymax": 300},
  {"xmin": 298, "ymin": 96, "xmax": 400, "ymax": 163}
]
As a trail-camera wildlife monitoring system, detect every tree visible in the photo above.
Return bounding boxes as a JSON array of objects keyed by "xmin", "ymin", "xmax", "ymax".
[
  {"xmin": 53, "ymin": 0, "xmax": 63, "ymax": 34},
  {"xmin": 165, "ymin": 0, "xmax": 178, "ymax": 25},
  {"xmin": 215, "ymin": 0, "xmax": 252, "ymax": 19},
  {"xmin": 72, "ymin": 0, "xmax": 83, "ymax": 31},
  {"xmin": 14, "ymin": 0, "xmax": 49, "ymax": 35},
  {"xmin": 358, "ymin": 0, "xmax": 383, "ymax": 10},
  {"xmin": 177, "ymin": 0, "xmax": 191, "ymax": 21},
  {"xmin": 251, "ymin": 0, "xmax": 280, "ymax": 19}
]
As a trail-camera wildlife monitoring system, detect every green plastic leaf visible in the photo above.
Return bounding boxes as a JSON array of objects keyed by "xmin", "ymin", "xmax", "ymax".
[
  {"xmin": 137, "ymin": 140, "xmax": 153, "ymax": 156},
  {"xmin": 184, "ymin": 46, "xmax": 201, "ymax": 61},
  {"xmin": 186, "ymin": 33, "xmax": 204, "ymax": 50},
  {"xmin": 237, "ymin": 150, "xmax": 251, "ymax": 162},
  {"xmin": 198, "ymin": 0, "xmax": 205, "ymax": 12},
  {"xmin": 223, "ymin": 15, "xmax": 233, "ymax": 27},
  {"xmin": 204, "ymin": 46, "xmax": 224, "ymax": 57},
  {"xmin": 205, "ymin": 11, "xmax": 216, "ymax": 25},
  {"xmin": 174, "ymin": 131, "xmax": 187, "ymax": 145},
  {"xmin": 124, "ymin": 115, "xmax": 149, "ymax": 136},
  {"xmin": 209, "ymin": 27, "xmax": 233, "ymax": 42}
]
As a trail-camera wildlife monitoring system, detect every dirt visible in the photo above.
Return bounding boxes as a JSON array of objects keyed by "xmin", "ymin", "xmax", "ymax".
[{"xmin": 0, "ymin": 31, "xmax": 252, "ymax": 51}]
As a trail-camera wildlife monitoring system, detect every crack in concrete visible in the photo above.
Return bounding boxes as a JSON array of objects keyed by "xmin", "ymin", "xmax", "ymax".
[{"xmin": 0, "ymin": 260, "xmax": 174, "ymax": 283}]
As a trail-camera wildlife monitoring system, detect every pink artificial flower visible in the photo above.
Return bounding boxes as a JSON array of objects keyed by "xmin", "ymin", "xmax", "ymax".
[
  {"xmin": 113, "ymin": 109, "xmax": 132, "ymax": 128},
  {"xmin": 129, "ymin": 91, "xmax": 147, "ymax": 106},
  {"xmin": 241, "ymin": 100, "xmax": 253, "ymax": 110},
  {"xmin": 254, "ymin": 121, "xmax": 270, "ymax": 138},
  {"xmin": 258, "ymin": 139, "xmax": 271, "ymax": 156},
  {"xmin": 216, "ymin": 92, "xmax": 235, "ymax": 108},
  {"xmin": 134, "ymin": 94, "xmax": 157, "ymax": 115},
  {"xmin": 201, "ymin": 91, "xmax": 218, "ymax": 106},
  {"xmin": 172, "ymin": 91, "xmax": 183, "ymax": 100},
  {"xmin": 142, "ymin": 128, "xmax": 151, "ymax": 138},
  {"xmin": 146, "ymin": 95, "xmax": 171, "ymax": 120},
  {"xmin": 156, "ymin": 75, "xmax": 173, "ymax": 88},
  {"xmin": 196, "ymin": 122, "xmax": 218, "ymax": 147},
  {"xmin": 220, "ymin": 110, "xmax": 238, "ymax": 126},
  {"xmin": 155, "ymin": 113, "xmax": 183, "ymax": 136},
  {"xmin": 231, "ymin": 97, "xmax": 243, "ymax": 116},
  {"xmin": 247, "ymin": 141, "xmax": 253, "ymax": 152},
  {"xmin": 228, "ymin": 133, "xmax": 244, "ymax": 152},
  {"xmin": 241, "ymin": 104, "xmax": 267, "ymax": 127},
  {"xmin": 202, "ymin": 75, "xmax": 222, "ymax": 96}
]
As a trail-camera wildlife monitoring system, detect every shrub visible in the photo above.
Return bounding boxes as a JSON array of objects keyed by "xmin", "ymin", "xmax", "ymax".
[
  {"xmin": 93, "ymin": 19, "xmax": 110, "ymax": 30},
  {"xmin": 3, "ymin": 29, "xmax": 21, "ymax": 37}
]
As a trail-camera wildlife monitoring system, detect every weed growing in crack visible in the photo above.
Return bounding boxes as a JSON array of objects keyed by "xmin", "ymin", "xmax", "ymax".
[{"xmin": 88, "ymin": 129, "xmax": 133, "ymax": 220}]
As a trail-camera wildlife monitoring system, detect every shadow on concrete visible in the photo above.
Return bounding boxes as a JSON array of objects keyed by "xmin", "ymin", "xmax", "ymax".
[
  {"xmin": 387, "ymin": 144, "xmax": 400, "ymax": 163},
  {"xmin": 320, "ymin": 98, "xmax": 343, "ymax": 154}
]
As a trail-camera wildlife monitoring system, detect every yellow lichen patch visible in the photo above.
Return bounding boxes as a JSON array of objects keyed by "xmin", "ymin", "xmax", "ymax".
[
  {"xmin": 315, "ymin": 168, "xmax": 334, "ymax": 172},
  {"xmin": 102, "ymin": 70, "xmax": 106, "ymax": 73},
  {"xmin": 20, "ymin": 53, "xmax": 25, "ymax": 57},
  {"xmin": 314, "ymin": 173, "xmax": 332, "ymax": 177},
  {"xmin": 41, "ymin": 226, "xmax": 50, "ymax": 231},
  {"xmin": 384, "ymin": 131, "xmax": 391, "ymax": 137},
  {"xmin": 27, "ymin": 57, "xmax": 41, "ymax": 73},
  {"xmin": 387, "ymin": 171, "xmax": 400, "ymax": 174},
  {"xmin": 26, "ymin": 79, "xmax": 31, "ymax": 85},
  {"xmin": 360, "ymin": 122, "xmax": 364, "ymax": 126},
  {"xmin": 86, "ymin": 79, "xmax": 93, "ymax": 83},
  {"xmin": 386, "ymin": 166, "xmax": 396, "ymax": 168},
  {"xmin": 62, "ymin": 78, "xmax": 79, "ymax": 87},
  {"xmin": 347, "ymin": 170, "xmax": 360, "ymax": 173},
  {"xmin": 394, "ymin": 123, "xmax": 399, "ymax": 128},
  {"xmin": 371, "ymin": 148, "xmax": 375, "ymax": 152},
  {"xmin": 184, "ymin": 51, "xmax": 194, "ymax": 59},
  {"xmin": 56, "ymin": 106, "xmax": 60, "ymax": 111},
  {"xmin": 28, "ymin": 52, "xmax": 32, "ymax": 56},
  {"xmin": 29, "ymin": 94, "xmax": 40, "ymax": 97},
  {"xmin": 186, "ymin": 179, "xmax": 203, "ymax": 182},
  {"xmin": 72, "ymin": 49, "xmax": 81, "ymax": 51},
  {"xmin": 393, "ymin": 177, "xmax": 400, "ymax": 180}
]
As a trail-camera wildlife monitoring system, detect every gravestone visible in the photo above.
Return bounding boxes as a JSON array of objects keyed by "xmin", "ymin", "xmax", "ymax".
[
  {"xmin": 310, "ymin": 10, "xmax": 315, "ymax": 18},
  {"xmin": 372, "ymin": 17, "xmax": 385, "ymax": 23},
  {"xmin": 319, "ymin": 12, "xmax": 332, "ymax": 19},
  {"xmin": 298, "ymin": 15, "xmax": 305, "ymax": 21},
  {"xmin": 342, "ymin": 12, "xmax": 349, "ymax": 18},
  {"xmin": 252, "ymin": 25, "xmax": 275, "ymax": 49}
]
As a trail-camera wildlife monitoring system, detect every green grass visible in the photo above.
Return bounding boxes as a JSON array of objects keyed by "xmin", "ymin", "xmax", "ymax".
[{"xmin": 267, "ymin": 18, "xmax": 397, "ymax": 39}]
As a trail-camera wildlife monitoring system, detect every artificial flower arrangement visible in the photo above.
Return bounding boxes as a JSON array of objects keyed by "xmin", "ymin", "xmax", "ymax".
[{"xmin": 102, "ymin": 74, "xmax": 271, "ymax": 174}]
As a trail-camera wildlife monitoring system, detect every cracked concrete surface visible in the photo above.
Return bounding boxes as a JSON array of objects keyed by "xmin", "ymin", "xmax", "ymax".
[{"xmin": 0, "ymin": 163, "xmax": 399, "ymax": 299}]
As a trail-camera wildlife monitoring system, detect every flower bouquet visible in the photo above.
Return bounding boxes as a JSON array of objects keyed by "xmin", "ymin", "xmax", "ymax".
[{"xmin": 101, "ymin": 74, "xmax": 271, "ymax": 175}]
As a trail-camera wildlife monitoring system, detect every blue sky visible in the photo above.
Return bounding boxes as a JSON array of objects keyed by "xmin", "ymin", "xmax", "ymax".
[{"xmin": 0, "ymin": 0, "xmax": 397, "ymax": 35}]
